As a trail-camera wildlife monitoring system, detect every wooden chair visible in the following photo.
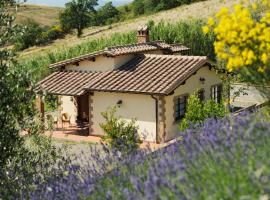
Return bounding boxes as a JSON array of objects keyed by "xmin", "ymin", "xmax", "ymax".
[{"xmin": 62, "ymin": 113, "xmax": 71, "ymax": 127}]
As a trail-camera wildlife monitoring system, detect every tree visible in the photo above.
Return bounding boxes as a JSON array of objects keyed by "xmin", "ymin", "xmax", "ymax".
[
  {"xmin": 203, "ymin": 1, "xmax": 270, "ymax": 91},
  {"xmin": 14, "ymin": 19, "xmax": 44, "ymax": 50},
  {"xmin": 60, "ymin": 0, "xmax": 98, "ymax": 37},
  {"xmin": 0, "ymin": 0, "xmax": 28, "ymax": 168},
  {"xmin": 132, "ymin": 0, "xmax": 145, "ymax": 16},
  {"xmin": 96, "ymin": 2, "xmax": 119, "ymax": 25},
  {"xmin": 0, "ymin": 1, "xmax": 62, "ymax": 198}
]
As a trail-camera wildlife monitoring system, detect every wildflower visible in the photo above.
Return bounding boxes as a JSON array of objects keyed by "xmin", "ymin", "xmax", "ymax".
[{"xmin": 202, "ymin": 26, "xmax": 210, "ymax": 34}]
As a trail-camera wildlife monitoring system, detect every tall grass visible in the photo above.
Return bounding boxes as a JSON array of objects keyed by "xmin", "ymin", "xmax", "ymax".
[{"xmin": 20, "ymin": 19, "xmax": 215, "ymax": 83}]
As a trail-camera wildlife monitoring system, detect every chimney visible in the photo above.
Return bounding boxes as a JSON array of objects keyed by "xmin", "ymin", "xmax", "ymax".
[{"xmin": 137, "ymin": 26, "xmax": 149, "ymax": 43}]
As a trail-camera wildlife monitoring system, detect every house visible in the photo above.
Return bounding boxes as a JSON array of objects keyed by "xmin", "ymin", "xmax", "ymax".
[{"xmin": 35, "ymin": 26, "xmax": 222, "ymax": 143}]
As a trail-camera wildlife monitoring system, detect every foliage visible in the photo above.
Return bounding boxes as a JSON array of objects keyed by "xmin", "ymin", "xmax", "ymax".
[
  {"xmin": 45, "ymin": 94, "xmax": 59, "ymax": 111},
  {"xmin": 100, "ymin": 106, "xmax": 142, "ymax": 153},
  {"xmin": 27, "ymin": 112, "xmax": 270, "ymax": 199},
  {"xmin": 0, "ymin": 0, "xmax": 32, "ymax": 168},
  {"xmin": 14, "ymin": 20, "xmax": 65, "ymax": 50},
  {"xmin": 179, "ymin": 92, "xmax": 227, "ymax": 131},
  {"xmin": 203, "ymin": 1, "xmax": 270, "ymax": 86},
  {"xmin": 132, "ymin": 0, "xmax": 204, "ymax": 16},
  {"xmin": 0, "ymin": 1, "xmax": 66, "ymax": 198},
  {"xmin": 14, "ymin": 19, "xmax": 45, "ymax": 50},
  {"xmin": 149, "ymin": 20, "xmax": 216, "ymax": 60},
  {"xmin": 95, "ymin": 2, "xmax": 120, "ymax": 25},
  {"xmin": 46, "ymin": 25, "xmax": 65, "ymax": 41},
  {"xmin": 60, "ymin": 0, "xmax": 98, "ymax": 37},
  {"xmin": 0, "ymin": 120, "xmax": 62, "ymax": 198}
]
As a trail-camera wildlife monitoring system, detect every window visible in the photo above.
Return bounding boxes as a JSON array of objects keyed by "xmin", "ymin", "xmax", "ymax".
[
  {"xmin": 198, "ymin": 89, "xmax": 205, "ymax": 101},
  {"xmin": 211, "ymin": 84, "xmax": 222, "ymax": 103},
  {"xmin": 174, "ymin": 95, "xmax": 188, "ymax": 121}
]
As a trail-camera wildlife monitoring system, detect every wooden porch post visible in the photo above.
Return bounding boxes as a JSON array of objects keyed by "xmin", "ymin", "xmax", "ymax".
[
  {"xmin": 35, "ymin": 95, "xmax": 45, "ymax": 121},
  {"xmin": 88, "ymin": 93, "xmax": 94, "ymax": 136}
]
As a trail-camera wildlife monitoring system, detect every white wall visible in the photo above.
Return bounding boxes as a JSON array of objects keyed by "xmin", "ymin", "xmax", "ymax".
[
  {"xmin": 91, "ymin": 92, "xmax": 157, "ymax": 142},
  {"xmin": 65, "ymin": 56, "xmax": 115, "ymax": 72},
  {"xmin": 65, "ymin": 54, "xmax": 134, "ymax": 72},
  {"xmin": 165, "ymin": 66, "xmax": 222, "ymax": 141},
  {"xmin": 60, "ymin": 96, "xmax": 77, "ymax": 125}
]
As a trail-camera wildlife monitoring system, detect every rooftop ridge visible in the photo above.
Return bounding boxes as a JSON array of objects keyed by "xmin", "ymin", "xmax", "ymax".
[
  {"xmin": 143, "ymin": 54, "xmax": 207, "ymax": 59},
  {"xmin": 105, "ymin": 40, "xmax": 166, "ymax": 50}
]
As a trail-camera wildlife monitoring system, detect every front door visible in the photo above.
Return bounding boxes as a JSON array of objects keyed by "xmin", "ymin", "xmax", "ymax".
[{"xmin": 77, "ymin": 93, "xmax": 89, "ymax": 122}]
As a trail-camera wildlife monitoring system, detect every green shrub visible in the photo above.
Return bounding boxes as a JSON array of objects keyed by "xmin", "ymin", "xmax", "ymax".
[
  {"xmin": 14, "ymin": 20, "xmax": 45, "ymax": 50},
  {"xmin": 179, "ymin": 91, "xmax": 227, "ymax": 131},
  {"xmin": 100, "ymin": 106, "xmax": 142, "ymax": 153},
  {"xmin": 46, "ymin": 25, "xmax": 65, "ymax": 41}
]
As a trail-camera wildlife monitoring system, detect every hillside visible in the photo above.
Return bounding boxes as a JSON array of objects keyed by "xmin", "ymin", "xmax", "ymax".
[
  {"xmin": 16, "ymin": 4, "xmax": 62, "ymax": 27},
  {"xmin": 20, "ymin": 0, "xmax": 239, "ymax": 59}
]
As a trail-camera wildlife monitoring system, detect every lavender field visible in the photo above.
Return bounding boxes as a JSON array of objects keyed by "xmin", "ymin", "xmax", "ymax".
[{"xmin": 28, "ymin": 111, "xmax": 270, "ymax": 199}]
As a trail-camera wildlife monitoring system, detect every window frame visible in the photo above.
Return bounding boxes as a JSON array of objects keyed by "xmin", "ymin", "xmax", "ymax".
[
  {"xmin": 173, "ymin": 94, "xmax": 189, "ymax": 122},
  {"xmin": 211, "ymin": 84, "xmax": 222, "ymax": 103},
  {"xmin": 198, "ymin": 89, "xmax": 205, "ymax": 102}
]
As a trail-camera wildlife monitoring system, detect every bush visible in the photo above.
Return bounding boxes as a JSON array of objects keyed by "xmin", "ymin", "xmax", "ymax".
[
  {"xmin": 46, "ymin": 25, "xmax": 65, "ymax": 41},
  {"xmin": 100, "ymin": 106, "xmax": 142, "ymax": 153},
  {"xmin": 179, "ymin": 91, "xmax": 227, "ymax": 131},
  {"xmin": 28, "ymin": 112, "xmax": 270, "ymax": 199},
  {"xmin": 14, "ymin": 20, "xmax": 45, "ymax": 50},
  {"xmin": 14, "ymin": 22, "xmax": 65, "ymax": 51}
]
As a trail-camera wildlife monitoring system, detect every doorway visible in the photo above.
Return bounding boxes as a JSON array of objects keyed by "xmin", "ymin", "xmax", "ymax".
[{"xmin": 77, "ymin": 93, "xmax": 89, "ymax": 122}]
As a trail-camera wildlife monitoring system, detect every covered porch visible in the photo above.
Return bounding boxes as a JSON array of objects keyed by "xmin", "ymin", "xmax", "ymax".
[{"xmin": 34, "ymin": 71, "xmax": 99, "ymax": 136}]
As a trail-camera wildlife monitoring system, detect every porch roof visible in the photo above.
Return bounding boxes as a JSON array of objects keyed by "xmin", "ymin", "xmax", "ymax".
[{"xmin": 34, "ymin": 71, "xmax": 101, "ymax": 96}]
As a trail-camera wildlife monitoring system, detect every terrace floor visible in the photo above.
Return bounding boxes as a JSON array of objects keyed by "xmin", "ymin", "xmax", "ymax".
[{"xmin": 45, "ymin": 123, "xmax": 174, "ymax": 150}]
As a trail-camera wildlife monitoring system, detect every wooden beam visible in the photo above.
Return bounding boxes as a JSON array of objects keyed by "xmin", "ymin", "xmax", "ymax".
[
  {"xmin": 88, "ymin": 57, "xmax": 96, "ymax": 62},
  {"xmin": 35, "ymin": 95, "xmax": 45, "ymax": 121}
]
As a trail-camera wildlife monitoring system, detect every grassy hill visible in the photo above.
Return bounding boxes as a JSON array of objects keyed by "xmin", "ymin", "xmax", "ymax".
[
  {"xmin": 19, "ymin": 0, "xmax": 239, "ymax": 59},
  {"xmin": 16, "ymin": 4, "xmax": 62, "ymax": 27}
]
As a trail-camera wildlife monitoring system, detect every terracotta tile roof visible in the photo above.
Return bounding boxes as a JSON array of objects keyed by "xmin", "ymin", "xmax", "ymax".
[
  {"xmin": 36, "ymin": 55, "xmax": 212, "ymax": 96},
  {"xmin": 49, "ymin": 41, "xmax": 189, "ymax": 68},
  {"xmin": 104, "ymin": 41, "xmax": 172, "ymax": 56},
  {"xmin": 49, "ymin": 51, "xmax": 109, "ymax": 68},
  {"xmin": 34, "ymin": 71, "xmax": 101, "ymax": 96},
  {"xmin": 170, "ymin": 43, "xmax": 190, "ymax": 52},
  {"xmin": 85, "ymin": 55, "xmax": 212, "ymax": 95}
]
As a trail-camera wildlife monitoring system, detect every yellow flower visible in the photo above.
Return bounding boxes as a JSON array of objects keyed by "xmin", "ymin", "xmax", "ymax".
[
  {"xmin": 261, "ymin": 53, "xmax": 268, "ymax": 64},
  {"xmin": 252, "ymin": 3, "xmax": 258, "ymax": 10},
  {"xmin": 207, "ymin": 18, "xmax": 215, "ymax": 27},
  {"xmin": 258, "ymin": 66, "xmax": 266, "ymax": 73},
  {"xmin": 202, "ymin": 26, "xmax": 210, "ymax": 34}
]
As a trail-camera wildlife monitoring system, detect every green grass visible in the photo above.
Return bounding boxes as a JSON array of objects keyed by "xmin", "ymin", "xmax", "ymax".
[
  {"xmin": 16, "ymin": 4, "xmax": 62, "ymax": 27},
  {"xmin": 52, "ymin": 137, "xmax": 98, "ymax": 146}
]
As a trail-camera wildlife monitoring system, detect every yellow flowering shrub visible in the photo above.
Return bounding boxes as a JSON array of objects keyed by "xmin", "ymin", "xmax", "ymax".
[{"xmin": 204, "ymin": 0, "xmax": 270, "ymax": 84}]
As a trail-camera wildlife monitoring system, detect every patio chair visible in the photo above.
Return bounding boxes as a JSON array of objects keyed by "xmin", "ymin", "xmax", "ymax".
[{"xmin": 62, "ymin": 113, "xmax": 71, "ymax": 127}]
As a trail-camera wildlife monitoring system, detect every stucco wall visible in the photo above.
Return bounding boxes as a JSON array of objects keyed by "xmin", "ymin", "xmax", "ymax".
[
  {"xmin": 65, "ymin": 54, "xmax": 134, "ymax": 72},
  {"xmin": 60, "ymin": 96, "xmax": 77, "ymax": 124},
  {"xmin": 91, "ymin": 92, "xmax": 157, "ymax": 142},
  {"xmin": 164, "ymin": 66, "xmax": 222, "ymax": 141}
]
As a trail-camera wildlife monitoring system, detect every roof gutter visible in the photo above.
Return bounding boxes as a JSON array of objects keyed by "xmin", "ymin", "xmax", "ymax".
[{"xmin": 151, "ymin": 95, "xmax": 159, "ymax": 143}]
